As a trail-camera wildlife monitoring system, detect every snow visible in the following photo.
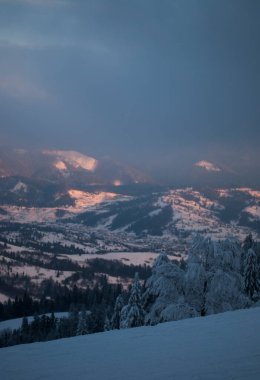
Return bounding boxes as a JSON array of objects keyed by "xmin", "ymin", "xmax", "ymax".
[
  {"xmin": 244, "ymin": 205, "xmax": 260, "ymax": 220},
  {"xmin": 43, "ymin": 150, "xmax": 98, "ymax": 171},
  {"xmin": 8, "ymin": 264, "xmax": 74, "ymax": 284},
  {"xmin": 10, "ymin": 181, "xmax": 28, "ymax": 193},
  {"xmin": 0, "ymin": 205, "xmax": 59, "ymax": 223},
  {"xmin": 68, "ymin": 189, "xmax": 119, "ymax": 209},
  {"xmin": 216, "ymin": 189, "xmax": 231, "ymax": 198},
  {"xmin": 194, "ymin": 160, "xmax": 221, "ymax": 172},
  {"xmin": 0, "ymin": 191, "xmax": 131, "ymax": 223},
  {"xmin": 54, "ymin": 160, "xmax": 67, "ymax": 170},
  {"xmin": 161, "ymin": 188, "xmax": 255, "ymax": 240},
  {"xmin": 113, "ymin": 179, "xmax": 122, "ymax": 186},
  {"xmin": 216, "ymin": 188, "xmax": 260, "ymax": 200},
  {"xmin": 6, "ymin": 243, "xmax": 35, "ymax": 253},
  {"xmin": 1, "ymin": 307, "xmax": 259, "ymax": 380},
  {"xmin": 61, "ymin": 251, "xmax": 161, "ymax": 266},
  {"xmin": 0, "ymin": 294, "xmax": 9, "ymax": 303},
  {"xmin": 149, "ymin": 208, "xmax": 162, "ymax": 217},
  {"xmin": 237, "ymin": 188, "xmax": 260, "ymax": 200}
]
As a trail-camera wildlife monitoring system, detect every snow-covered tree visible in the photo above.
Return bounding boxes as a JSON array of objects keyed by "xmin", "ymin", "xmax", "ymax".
[
  {"xmin": 244, "ymin": 248, "xmax": 259, "ymax": 299},
  {"xmin": 216, "ymin": 239, "xmax": 242, "ymax": 273},
  {"xmin": 243, "ymin": 234, "xmax": 254, "ymax": 252},
  {"xmin": 104, "ymin": 315, "xmax": 111, "ymax": 331},
  {"xmin": 186, "ymin": 236, "xmax": 248, "ymax": 315},
  {"xmin": 120, "ymin": 273, "xmax": 144, "ymax": 329},
  {"xmin": 110, "ymin": 294, "xmax": 125, "ymax": 330},
  {"xmin": 241, "ymin": 234, "xmax": 254, "ymax": 273},
  {"xmin": 189, "ymin": 235, "xmax": 216, "ymax": 271},
  {"xmin": 205, "ymin": 269, "xmax": 248, "ymax": 314},
  {"xmin": 185, "ymin": 254, "xmax": 207, "ymax": 316},
  {"xmin": 68, "ymin": 305, "xmax": 79, "ymax": 335},
  {"xmin": 76, "ymin": 307, "xmax": 88, "ymax": 336},
  {"xmin": 143, "ymin": 253, "xmax": 193, "ymax": 324}
]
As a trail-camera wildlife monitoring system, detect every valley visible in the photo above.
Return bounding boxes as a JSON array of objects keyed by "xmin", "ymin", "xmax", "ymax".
[{"xmin": 0, "ymin": 149, "xmax": 259, "ymax": 303}]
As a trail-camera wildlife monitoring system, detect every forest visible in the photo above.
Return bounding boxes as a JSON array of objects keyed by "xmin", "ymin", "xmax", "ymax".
[{"xmin": 0, "ymin": 234, "xmax": 259, "ymax": 348}]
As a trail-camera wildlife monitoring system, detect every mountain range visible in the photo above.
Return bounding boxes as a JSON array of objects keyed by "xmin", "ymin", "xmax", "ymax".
[
  {"xmin": 0, "ymin": 147, "xmax": 259, "ymax": 237},
  {"xmin": 0, "ymin": 147, "xmax": 150, "ymax": 187},
  {"xmin": 1, "ymin": 147, "xmax": 258, "ymax": 191}
]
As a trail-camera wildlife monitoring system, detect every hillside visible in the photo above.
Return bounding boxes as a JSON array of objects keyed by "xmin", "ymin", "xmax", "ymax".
[{"xmin": 1, "ymin": 307, "xmax": 260, "ymax": 380}]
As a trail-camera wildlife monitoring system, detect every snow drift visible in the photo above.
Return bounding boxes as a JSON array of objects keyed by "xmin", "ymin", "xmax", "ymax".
[{"xmin": 1, "ymin": 307, "xmax": 260, "ymax": 380}]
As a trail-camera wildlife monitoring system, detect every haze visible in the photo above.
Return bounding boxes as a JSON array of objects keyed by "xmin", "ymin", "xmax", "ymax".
[{"xmin": 0, "ymin": 0, "xmax": 259, "ymax": 182}]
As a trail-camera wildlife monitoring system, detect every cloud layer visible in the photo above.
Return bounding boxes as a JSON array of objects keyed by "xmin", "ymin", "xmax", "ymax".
[{"xmin": 0, "ymin": 0, "xmax": 259, "ymax": 181}]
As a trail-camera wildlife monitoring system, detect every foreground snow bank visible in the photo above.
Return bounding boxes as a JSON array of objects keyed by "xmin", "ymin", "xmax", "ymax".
[{"xmin": 1, "ymin": 307, "xmax": 260, "ymax": 380}]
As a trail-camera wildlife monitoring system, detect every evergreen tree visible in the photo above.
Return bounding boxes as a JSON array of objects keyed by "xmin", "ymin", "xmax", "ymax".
[
  {"xmin": 244, "ymin": 248, "xmax": 259, "ymax": 299},
  {"xmin": 110, "ymin": 294, "xmax": 124, "ymax": 330},
  {"xmin": 241, "ymin": 234, "xmax": 254, "ymax": 273},
  {"xmin": 68, "ymin": 304, "xmax": 79, "ymax": 336},
  {"xmin": 104, "ymin": 315, "xmax": 111, "ymax": 331},
  {"xmin": 20, "ymin": 316, "xmax": 29, "ymax": 342},
  {"xmin": 143, "ymin": 253, "xmax": 190, "ymax": 325},
  {"xmin": 205, "ymin": 269, "xmax": 248, "ymax": 314},
  {"xmin": 31, "ymin": 313, "xmax": 40, "ymax": 340},
  {"xmin": 76, "ymin": 306, "xmax": 88, "ymax": 336},
  {"xmin": 120, "ymin": 273, "xmax": 144, "ymax": 329},
  {"xmin": 185, "ymin": 255, "xmax": 207, "ymax": 316},
  {"xmin": 201, "ymin": 238, "xmax": 248, "ymax": 314},
  {"xmin": 243, "ymin": 234, "xmax": 254, "ymax": 252}
]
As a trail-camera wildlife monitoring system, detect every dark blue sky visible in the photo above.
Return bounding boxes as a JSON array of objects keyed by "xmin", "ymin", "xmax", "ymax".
[{"xmin": 0, "ymin": 0, "xmax": 259, "ymax": 179}]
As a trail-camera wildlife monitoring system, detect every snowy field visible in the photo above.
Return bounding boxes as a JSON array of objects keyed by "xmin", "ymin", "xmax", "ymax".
[
  {"xmin": 60, "ymin": 251, "xmax": 161, "ymax": 266},
  {"xmin": 1, "ymin": 307, "xmax": 260, "ymax": 380}
]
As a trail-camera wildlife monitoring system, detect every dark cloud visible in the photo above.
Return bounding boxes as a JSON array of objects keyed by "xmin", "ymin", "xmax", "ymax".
[{"xmin": 0, "ymin": 0, "xmax": 259, "ymax": 180}]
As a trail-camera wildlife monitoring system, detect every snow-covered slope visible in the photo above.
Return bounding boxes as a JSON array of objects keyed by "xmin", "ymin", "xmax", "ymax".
[
  {"xmin": 0, "ymin": 190, "xmax": 132, "ymax": 223},
  {"xmin": 1, "ymin": 307, "xmax": 260, "ymax": 380}
]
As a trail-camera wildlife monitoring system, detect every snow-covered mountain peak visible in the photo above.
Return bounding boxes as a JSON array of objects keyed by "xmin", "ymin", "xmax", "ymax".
[
  {"xmin": 43, "ymin": 150, "xmax": 98, "ymax": 172},
  {"xmin": 54, "ymin": 160, "xmax": 67, "ymax": 171},
  {"xmin": 194, "ymin": 160, "xmax": 221, "ymax": 172}
]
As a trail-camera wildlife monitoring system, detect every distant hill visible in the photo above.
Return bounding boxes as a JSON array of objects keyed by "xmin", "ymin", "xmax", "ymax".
[{"xmin": 0, "ymin": 147, "xmax": 151, "ymax": 187}]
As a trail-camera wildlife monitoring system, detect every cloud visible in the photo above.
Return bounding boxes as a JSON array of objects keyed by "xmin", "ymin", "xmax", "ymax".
[
  {"xmin": 0, "ymin": 75, "xmax": 50, "ymax": 102},
  {"xmin": 0, "ymin": 0, "xmax": 259, "ymax": 178}
]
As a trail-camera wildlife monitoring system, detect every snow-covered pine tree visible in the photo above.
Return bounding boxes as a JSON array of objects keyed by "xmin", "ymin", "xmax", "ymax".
[
  {"xmin": 120, "ymin": 273, "xmax": 144, "ymax": 329},
  {"xmin": 243, "ymin": 234, "xmax": 254, "ymax": 252},
  {"xmin": 143, "ymin": 253, "xmax": 195, "ymax": 325},
  {"xmin": 68, "ymin": 304, "xmax": 79, "ymax": 336},
  {"xmin": 244, "ymin": 248, "xmax": 259, "ymax": 300},
  {"xmin": 185, "ymin": 252, "xmax": 207, "ymax": 316},
  {"xmin": 189, "ymin": 234, "xmax": 216, "ymax": 271},
  {"xmin": 76, "ymin": 307, "xmax": 88, "ymax": 336},
  {"xmin": 241, "ymin": 234, "xmax": 255, "ymax": 273},
  {"xmin": 110, "ymin": 294, "xmax": 125, "ymax": 330},
  {"xmin": 104, "ymin": 315, "xmax": 111, "ymax": 331},
  {"xmin": 205, "ymin": 238, "xmax": 249, "ymax": 314}
]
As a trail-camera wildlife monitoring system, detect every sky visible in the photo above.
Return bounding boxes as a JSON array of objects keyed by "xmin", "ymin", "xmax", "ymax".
[{"xmin": 0, "ymin": 0, "xmax": 259, "ymax": 181}]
